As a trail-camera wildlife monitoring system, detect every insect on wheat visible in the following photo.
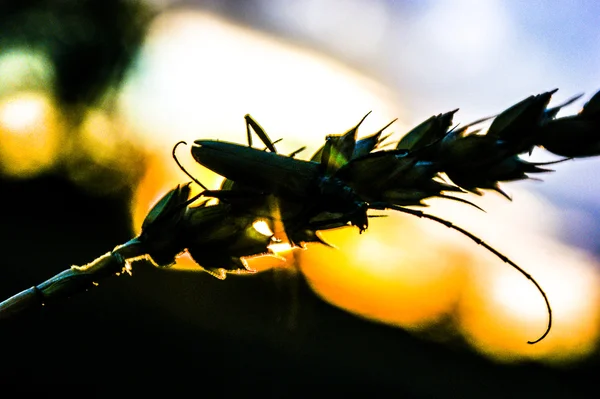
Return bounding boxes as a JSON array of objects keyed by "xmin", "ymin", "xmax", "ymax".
[{"xmin": 3, "ymin": 88, "xmax": 600, "ymax": 345}]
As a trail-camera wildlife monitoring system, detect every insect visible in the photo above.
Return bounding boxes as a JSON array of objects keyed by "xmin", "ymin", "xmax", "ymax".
[
  {"xmin": 2, "ymin": 88, "xmax": 599, "ymax": 346},
  {"xmin": 167, "ymin": 88, "xmax": 600, "ymax": 345}
]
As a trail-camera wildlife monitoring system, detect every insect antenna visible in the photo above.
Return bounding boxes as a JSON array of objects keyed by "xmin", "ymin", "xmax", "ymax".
[
  {"xmin": 172, "ymin": 141, "xmax": 209, "ymax": 190},
  {"xmin": 531, "ymin": 157, "xmax": 574, "ymax": 166},
  {"xmin": 370, "ymin": 202, "xmax": 552, "ymax": 345}
]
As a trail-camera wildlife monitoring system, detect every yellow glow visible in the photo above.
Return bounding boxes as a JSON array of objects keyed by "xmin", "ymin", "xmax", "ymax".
[
  {"xmin": 253, "ymin": 220, "xmax": 274, "ymax": 237},
  {"xmin": 0, "ymin": 97, "xmax": 45, "ymax": 131},
  {"xmin": 420, "ymin": 192, "xmax": 600, "ymax": 363},
  {"xmin": 268, "ymin": 242, "xmax": 294, "ymax": 253},
  {"xmin": 299, "ymin": 215, "xmax": 469, "ymax": 329},
  {"xmin": 0, "ymin": 92, "xmax": 62, "ymax": 178},
  {"xmin": 458, "ymin": 238, "xmax": 600, "ymax": 364},
  {"xmin": 118, "ymin": 10, "xmax": 404, "ymax": 156},
  {"xmin": 65, "ymin": 108, "xmax": 144, "ymax": 194},
  {"xmin": 79, "ymin": 110, "xmax": 122, "ymax": 164}
]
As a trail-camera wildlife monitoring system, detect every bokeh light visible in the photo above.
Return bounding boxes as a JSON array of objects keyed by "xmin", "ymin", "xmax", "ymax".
[
  {"xmin": 458, "ymin": 234, "xmax": 600, "ymax": 363},
  {"xmin": 0, "ymin": 92, "xmax": 62, "ymax": 178},
  {"xmin": 0, "ymin": 48, "xmax": 55, "ymax": 96},
  {"xmin": 64, "ymin": 108, "xmax": 145, "ymax": 195},
  {"xmin": 425, "ymin": 192, "xmax": 600, "ymax": 363},
  {"xmin": 298, "ymin": 216, "xmax": 470, "ymax": 329}
]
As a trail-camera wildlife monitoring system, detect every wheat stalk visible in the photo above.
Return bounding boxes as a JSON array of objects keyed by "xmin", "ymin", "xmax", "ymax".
[{"xmin": 2, "ymin": 88, "xmax": 599, "ymax": 344}]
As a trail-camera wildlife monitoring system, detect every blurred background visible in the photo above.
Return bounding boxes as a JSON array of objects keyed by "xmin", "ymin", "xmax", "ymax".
[{"xmin": 1, "ymin": 0, "xmax": 600, "ymax": 396}]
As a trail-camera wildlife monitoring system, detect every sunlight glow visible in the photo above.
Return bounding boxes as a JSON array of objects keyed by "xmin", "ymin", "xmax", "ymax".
[
  {"xmin": 0, "ymin": 92, "xmax": 62, "ymax": 178},
  {"xmin": 0, "ymin": 97, "xmax": 45, "ymax": 132},
  {"xmin": 299, "ymin": 216, "xmax": 469, "ymax": 329},
  {"xmin": 65, "ymin": 108, "xmax": 144, "ymax": 194},
  {"xmin": 268, "ymin": 242, "xmax": 294, "ymax": 253},
  {"xmin": 458, "ymin": 237, "xmax": 600, "ymax": 363},
  {"xmin": 253, "ymin": 220, "xmax": 274, "ymax": 237},
  {"xmin": 118, "ymin": 10, "xmax": 403, "ymax": 156},
  {"xmin": 423, "ymin": 191, "xmax": 600, "ymax": 363}
]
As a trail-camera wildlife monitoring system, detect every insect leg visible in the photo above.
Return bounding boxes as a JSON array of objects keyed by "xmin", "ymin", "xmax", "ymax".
[
  {"xmin": 245, "ymin": 114, "xmax": 277, "ymax": 153},
  {"xmin": 370, "ymin": 202, "xmax": 551, "ymax": 345}
]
